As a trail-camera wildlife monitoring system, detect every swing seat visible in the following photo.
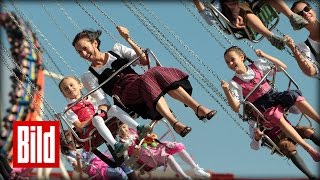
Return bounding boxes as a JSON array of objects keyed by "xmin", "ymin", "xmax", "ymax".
[
  {"xmin": 204, "ymin": 0, "xmax": 280, "ymax": 43},
  {"xmin": 240, "ymin": 66, "xmax": 312, "ymax": 157},
  {"xmin": 82, "ymin": 116, "xmax": 120, "ymax": 152},
  {"xmin": 112, "ymin": 95, "xmax": 139, "ymax": 119},
  {"xmin": 124, "ymin": 156, "xmax": 157, "ymax": 173},
  {"xmin": 111, "ymin": 49, "xmax": 164, "ymax": 121},
  {"xmin": 58, "ymin": 112, "xmax": 121, "ymax": 152},
  {"xmin": 59, "ymin": 113, "xmax": 126, "ymax": 167},
  {"xmin": 60, "ymin": 49, "xmax": 176, "ymax": 168},
  {"xmin": 123, "ymin": 120, "xmax": 178, "ymax": 175}
]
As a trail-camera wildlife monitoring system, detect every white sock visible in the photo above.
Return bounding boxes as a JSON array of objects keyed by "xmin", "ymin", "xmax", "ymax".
[
  {"xmin": 167, "ymin": 155, "xmax": 190, "ymax": 179},
  {"xmin": 92, "ymin": 116, "xmax": 117, "ymax": 148},
  {"xmin": 107, "ymin": 105, "xmax": 139, "ymax": 129},
  {"xmin": 177, "ymin": 149, "xmax": 197, "ymax": 169}
]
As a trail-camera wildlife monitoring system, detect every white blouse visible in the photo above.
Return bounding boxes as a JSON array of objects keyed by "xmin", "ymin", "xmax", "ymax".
[{"xmin": 229, "ymin": 58, "xmax": 274, "ymax": 101}]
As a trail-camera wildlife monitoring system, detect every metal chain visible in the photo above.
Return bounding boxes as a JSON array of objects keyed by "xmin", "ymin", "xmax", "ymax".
[
  {"xmin": 136, "ymin": 1, "xmax": 240, "ymax": 116},
  {"xmin": 90, "ymin": 0, "xmax": 145, "ymax": 54},
  {"xmin": 41, "ymin": 1, "xmax": 72, "ymax": 43},
  {"xmin": 1, "ymin": 43, "xmax": 51, "ymax": 120},
  {"xmin": 38, "ymin": 42, "xmax": 65, "ymax": 87},
  {"xmin": 89, "ymin": 0, "xmax": 119, "ymax": 42},
  {"xmin": 90, "ymin": 0, "xmax": 117, "ymax": 27},
  {"xmin": 310, "ymin": 0, "xmax": 320, "ymax": 9},
  {"xmin": 130, "ymin": 2, "xmax": 223, "ymax": 100},
  {"xmin": 140, "ymin": 1, "xmax": 222, "ymax": 83},
  {"xmin": 9, "ymin": 0, "xmax": 81, "ymax": 93},
  {"xmin": 276, "ymin": 28, "xmax": 319, "ymax": 68},
  {"xmin": 2, "ymin": 6, "xmax": 59, "ymax": 118},
  {"xmin": 124, "ymin": 0, "xmax": 251, "ymax": 137},
  {"xmin": 134, "ymin": 1, "xmax": 228, "ymax": 103},
  {"xmin": 273, "ymin": 28, "xmax": 295, "ymax": 57},
  {"xmin": 75, "ymin": 0, "xmax": 118, "ymax": 43},
  {"xmin": 9, "ymin": 1, "xmax": 80, "ymax": 80},
  {"xmin": 180, "ymin": 0, "xmax": 232, "ymax": 49},
  {"xmin": 55, "ymin": 1, "xmax": 91, "ymax": 67},
  {"xmin": 39, "ymin": 41, "xmax": 65, "ymax": 76},
  {"xmin": 56, "ymin": 1, "xmax": 81, "ymax": 31}
]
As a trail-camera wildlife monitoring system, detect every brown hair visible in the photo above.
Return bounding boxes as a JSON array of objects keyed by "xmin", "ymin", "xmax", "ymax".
[
  {"xmin": 224, "ymin": 46, "xmax": 254, "ymax": 63},
  {"xmin": 291, "ymin": 0, "xmax": 310, "ymax": 11},
  {"xmin": 72, "ymin": 30, "xmax": 102, "ymax": 50},
  {"xmin": 58, "ymin": 76, "xmax": 81, "ymax": 94}
]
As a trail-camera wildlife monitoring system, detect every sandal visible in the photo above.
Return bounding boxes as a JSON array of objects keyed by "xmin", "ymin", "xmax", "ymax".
[
  {"xmin": 172, "ymin": 121, "xmax": 192, "ymax": 137},
  {"xmin": 196, "ymin": 105, "xmax": 217, "ymax": 121}
]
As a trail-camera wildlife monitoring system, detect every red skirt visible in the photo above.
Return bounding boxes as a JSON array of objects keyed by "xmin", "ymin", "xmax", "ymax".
[{"xmin": 112, "ymin": 66, "xmax": 192, "ymax": 120}]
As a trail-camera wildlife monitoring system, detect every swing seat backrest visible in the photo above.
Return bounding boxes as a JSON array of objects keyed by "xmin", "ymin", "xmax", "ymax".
[
  {"xmin": 261, "ymin": 135, "xmax": 285, "ymax": 156},
  {"xmin": 112, "ymin": 95, "xmax": 139, "ymax": 119},
  {"xmin": 124, "ymin": 156, "xmax": 157, "ymax": 173},
  {"xmin": 247, "ymin": 0, "xmax": 280, "ymax": 42},
  {"xmin": 240, "ymin": 66, "xmax": 313, "ymax": 157},
  {"xmin": 57, "ymin": 112, "xmax": 120, "ymax": 152},
  {"xmin": 204, "ymin": 0, "xmax": 279, "ymax": 43},
  {"xmin": 242, "ymin": 103, "xmax": 285, "ymax": 157},
  {"xmin": 123, "ymin": 120, "xmax": 177, "ymax": 173},
  {"xmin": 241, "ymin": 65, "xmax": 301, "ymax": 121}
]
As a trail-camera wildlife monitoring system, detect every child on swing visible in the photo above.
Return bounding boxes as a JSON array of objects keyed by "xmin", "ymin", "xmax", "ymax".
[
  {"xmin": 192, "ymin": 0, "xmax": 308, "ymax": 50},
  {"xmin": 220, "ymin": 46, "xmax": 320, "ymax": 162},
  {"xmin": 60, "ymin": 131, "xmax": 134, "ymax": 180},
  {"xmin": 117, "ymin": 123, "xmax": 210, "ymax": 179},
  {"xmin": 248, "ymin": 120, "xmax": 320, "ymax": 179},
  {"xmin": 59, "ymin": 76, "xmax": 151, "ymax": 157}
]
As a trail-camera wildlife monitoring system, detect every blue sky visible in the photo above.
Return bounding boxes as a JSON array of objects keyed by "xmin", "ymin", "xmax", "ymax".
[{"xmin": 1, "ymin": 0, "xmax": 319, "ymax": 178}]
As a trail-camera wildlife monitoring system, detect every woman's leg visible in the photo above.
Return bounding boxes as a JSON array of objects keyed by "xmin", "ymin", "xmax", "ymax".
[
  {"xmin": 156, "ymin": 96, "xmax": 191, "ymax": 136},
  {"xmin": 108, "ymin": 105, "xmax": 139, "ymax": 129},
  {"xmin": 245, "ymin": 13, "xmax": 286, "ymax": 50},
  {"xmin": 266, "ymin": 0, "xmax": 292, "ymax": 17},
  {"xmin": 278, "ymin": 117, "xmax": 320, "ymax": 161},
  {"xmin": 298, "ymin": 127, "xmax": 320, "ymax": 147},
  {"xmin": 92, "ymin": 116, "xmax": 128, "ymax": 156},
  {"xmin": 167, "ymin": 87, "xmax": 216, "ymax": 119},
  {"xmin": 278, "ymin": 139, "xmax": 316, "ymax": 179},
  {"xmin": 245, "ymin": 13, "xmax": 273, "ymax": 37},
  {"xmin": 290, "ymin": 152, "xmax": 316, "ymax": 179},
  {"xmin": 92, "ymin": 116, "xmax": 117, "ymax": 147},
  {"xmin": 107, "ymin": 105, "xmax": 151, "ymax": 138},
  {"xmin": 167, "ymin": 155, "xmax": 191, "ymax": 179},
  {"xmin": 295, "ymin": 100, "xmax": 320, "ymax": 124}
]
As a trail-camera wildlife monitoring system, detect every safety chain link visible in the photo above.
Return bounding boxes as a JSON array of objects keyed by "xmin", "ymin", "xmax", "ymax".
[{"xmin": 123, "ymin": 0, "xmax": 251, "ymax": 137}]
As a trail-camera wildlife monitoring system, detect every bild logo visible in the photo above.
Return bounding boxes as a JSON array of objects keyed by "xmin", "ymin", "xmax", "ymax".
[{"xmin": 13, "ymin": 121, "xmax": 60, "ymax": 168}]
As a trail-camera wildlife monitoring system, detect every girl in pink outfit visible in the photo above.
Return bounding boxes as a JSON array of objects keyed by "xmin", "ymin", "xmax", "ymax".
[
  {"xmin": 117, "ymin": 124, "xmax": 210, "ymax": 179},
  {"xmin": 60, "ymin": 138, "xmax": 131, "ymax": 180},
  {"xmin": 59, "ymin": 76, "xmax": 151, "ymax": 155},
  {"xmin": 220, "ymin": 46, "xmax": 320, "ymax": 162}
]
